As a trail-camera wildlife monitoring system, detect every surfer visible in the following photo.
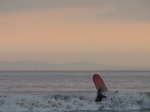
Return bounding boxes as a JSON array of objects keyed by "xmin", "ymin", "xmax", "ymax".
[
  {"xmin": 95, "ymin": 89, "xmax": 106, "ymax": 102},
  {"xmin": 93, "ymin": 74, "xmax": 108, "ymax": 102}
]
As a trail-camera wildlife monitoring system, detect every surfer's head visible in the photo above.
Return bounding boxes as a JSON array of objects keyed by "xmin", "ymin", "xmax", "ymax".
[{"xmin": 97, "ymin": 89, "xmax": 102, "ymax": 93}]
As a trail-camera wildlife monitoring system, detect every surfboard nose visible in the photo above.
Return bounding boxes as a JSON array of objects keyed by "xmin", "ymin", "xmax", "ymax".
[{"xmin": 93, "ymin": 74, "xmax": 108, "ymax": 92}]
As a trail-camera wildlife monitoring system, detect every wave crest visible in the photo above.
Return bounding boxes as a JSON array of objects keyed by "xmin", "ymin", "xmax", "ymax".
[{"xmin": 0, "ymin": 91, "xmax": 150, "ymax": 112}]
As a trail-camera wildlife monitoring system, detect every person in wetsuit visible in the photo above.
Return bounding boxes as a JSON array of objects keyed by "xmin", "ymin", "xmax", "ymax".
[{"xmin": 95, "ymin": 89, "xmax": 106, "ymax": 102}]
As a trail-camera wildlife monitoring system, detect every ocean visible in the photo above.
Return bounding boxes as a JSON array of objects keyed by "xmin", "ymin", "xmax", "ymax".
[{"xmin": 0, "ymin": 71, "xmax": 150, "ymax": 112}]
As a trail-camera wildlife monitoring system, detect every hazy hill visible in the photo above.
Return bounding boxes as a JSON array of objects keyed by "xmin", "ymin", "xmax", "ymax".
[{"xmin": 0, "ymin": 61, "xmax": 144, "ymax": 71}]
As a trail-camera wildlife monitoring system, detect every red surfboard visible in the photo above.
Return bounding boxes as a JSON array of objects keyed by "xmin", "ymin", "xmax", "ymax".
[{"xmin": 93, "ymin": 74, "xmax": 108, "ymax": 92}]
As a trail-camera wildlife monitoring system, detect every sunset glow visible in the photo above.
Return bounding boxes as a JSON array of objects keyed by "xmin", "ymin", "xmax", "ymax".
[{"xmin": 0, "ymin": 0, "xmax": 150, "ymax": 69}]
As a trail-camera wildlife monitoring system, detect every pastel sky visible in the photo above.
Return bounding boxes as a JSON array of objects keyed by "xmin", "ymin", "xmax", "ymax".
[{"xmin": 0, "ymin": 0, "xmax": 150, "ymax": 69}]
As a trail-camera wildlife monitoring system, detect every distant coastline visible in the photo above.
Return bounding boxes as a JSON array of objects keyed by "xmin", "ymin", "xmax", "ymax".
[{"xmin": 0, "ymin": 61, "xmax": 149, "ymax": 71}]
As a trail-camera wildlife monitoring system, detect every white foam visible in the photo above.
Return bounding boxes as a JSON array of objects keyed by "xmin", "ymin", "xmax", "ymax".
[
  {"xmin": 0, "ymin": 91, "xmax": 149, "ymax": 112},
  {"xmin": 100, "ymin": 91, "xmax": 150, "ymax": 110}
]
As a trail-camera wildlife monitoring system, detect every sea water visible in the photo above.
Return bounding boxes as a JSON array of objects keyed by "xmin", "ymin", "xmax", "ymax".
[{"xmin": 0, "ymin": 71, "xmax": 150, "ymax": 112}]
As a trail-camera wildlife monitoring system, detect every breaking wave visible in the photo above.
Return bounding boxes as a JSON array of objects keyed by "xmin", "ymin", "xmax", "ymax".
[{"xmin": 0, "ymin": 91, "xmax": 150, "ymax": 112}]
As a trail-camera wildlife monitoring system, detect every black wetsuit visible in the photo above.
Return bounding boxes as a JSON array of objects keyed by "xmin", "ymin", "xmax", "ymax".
[{"xmin": 95, "ymin": 89, "xmax": 106, "ymax": 102}]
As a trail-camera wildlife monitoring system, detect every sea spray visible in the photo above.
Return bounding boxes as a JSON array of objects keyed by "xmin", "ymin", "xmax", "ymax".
[
  {"xmin": 0, "ymin": 94, "xmax": 99, "ymax": 112},
  {"xmin": 100, "ymin": 91, "xmax": 150, "ymax": 110},
  {"xmin": 0, "ymin": 91, "xmax": 150, "ymax": 112}
]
